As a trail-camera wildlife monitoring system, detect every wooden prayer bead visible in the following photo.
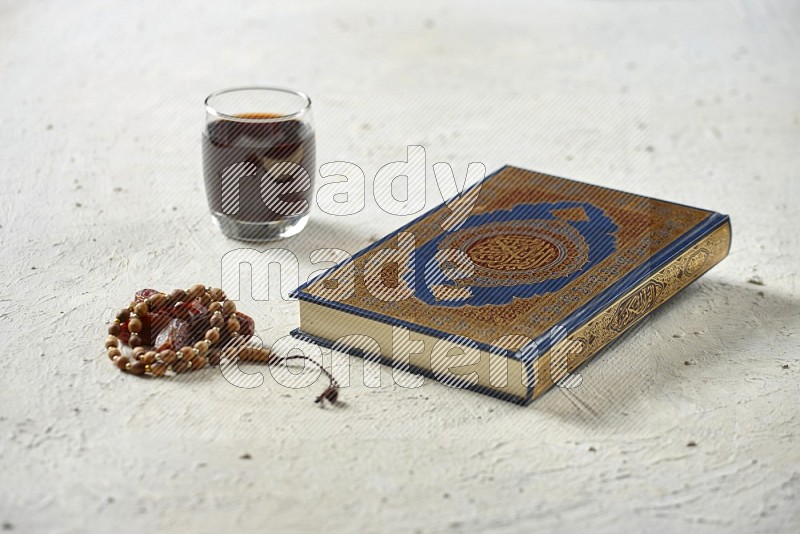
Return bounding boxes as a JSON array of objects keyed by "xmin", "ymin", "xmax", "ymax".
[
  {"xmin": 148, "ymin": 293, "xmax": 166, "ymax": 310},
  {"xmin": 208, "ymin": 287, "xmax": 225, "ymax": 301},
  {"xmin": 133, "ymin": 302, "xmax": 148, "ymax": 317},
  {"xmin": 159, "ymin": 349, "xmax": 177, "ymax": 365},
  {"xmin": 128, "ymin": 317, "xmax": 142, "ymax": 334},
  {"xmin": 190, "ymin": 355, "xmax": 207, "ymax": 370},
  {"xmin": 227, "ymin": 316, "xmax": 240, "ymax": 334},
  {"xmin": 150, "ymin": 362, "xmax": 167, "ymax": 377},
  {"xmin": 210, "ymin": 311, "xmax": 224, "ymax": 329},
  {"xmin": 167, "ymin": 288, "xmax": 186, "ymax": 304},
  {"xmin": 186, "ymin": 284, "xmax": 205, "ymax": 300},
  {"xmin": 205, "ymin": 327, "xmax": 220, "ymax": 344},
  {"xmin": 129, "ymin": 361, "xmax": 146, "ymax": 376},
  {"xmin": 236, "ymin": 347, "xmax": 272, "ymax": 363}
]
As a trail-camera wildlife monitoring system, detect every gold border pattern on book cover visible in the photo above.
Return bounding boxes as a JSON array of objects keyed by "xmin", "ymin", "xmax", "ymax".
[{"xmin": 532, "ymin": 221, "xmax": 731, "ymax": 397}]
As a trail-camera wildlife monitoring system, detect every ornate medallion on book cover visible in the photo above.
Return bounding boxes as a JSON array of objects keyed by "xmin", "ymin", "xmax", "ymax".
[
  {"xmin": 439, "ymin": 219, "xmax": 590, "ymax": 287},
  {"xmin": 414, "ymin": 201, "xmax": 618, "ymax": 307}
]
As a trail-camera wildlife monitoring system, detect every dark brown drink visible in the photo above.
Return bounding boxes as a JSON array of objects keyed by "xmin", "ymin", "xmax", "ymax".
[{"xmin": 202, "ymin": 112, "xmax": 315, "ymax": 240}]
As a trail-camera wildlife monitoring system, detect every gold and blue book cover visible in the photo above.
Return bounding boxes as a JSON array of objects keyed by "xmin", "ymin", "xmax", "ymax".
[{"xmin": 292, "ymin": 165, "xmax": 732, "ymax": 404}]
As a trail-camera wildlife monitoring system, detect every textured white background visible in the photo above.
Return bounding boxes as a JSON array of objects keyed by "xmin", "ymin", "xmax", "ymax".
[{"xmin": 1, "ymin": 1, "xmax": 799, "ymax": 532}]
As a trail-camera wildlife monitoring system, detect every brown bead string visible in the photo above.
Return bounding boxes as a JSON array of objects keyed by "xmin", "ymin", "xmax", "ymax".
[
  {"xmin": 219, "ymin": 343, "xmax": 339, "ymax": 403},
  {"xmin": 104, "ymin": 284, "xmax": 340, "ymax": 405},
  {"xmin": 104, "ymin": 285, "xmax": 233, "ymax": 377}
]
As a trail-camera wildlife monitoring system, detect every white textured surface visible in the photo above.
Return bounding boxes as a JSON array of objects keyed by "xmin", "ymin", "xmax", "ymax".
[{"xmin": 1, "ymin": 1, "xmax": 799, "ymax": 532}]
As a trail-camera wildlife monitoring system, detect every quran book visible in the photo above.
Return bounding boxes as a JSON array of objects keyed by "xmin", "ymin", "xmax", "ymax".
[{"xmin": 291, "ymin": 166, "xmax": 731, "ymax": 404}]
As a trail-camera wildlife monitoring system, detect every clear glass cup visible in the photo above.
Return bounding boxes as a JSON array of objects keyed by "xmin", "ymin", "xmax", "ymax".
[{"xmin": 202, "ymin": 87, "xmax": 315, "ymax": 241}]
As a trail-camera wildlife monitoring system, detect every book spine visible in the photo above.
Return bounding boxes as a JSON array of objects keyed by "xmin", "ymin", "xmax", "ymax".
[{"xmin": 529, "ymin": 218, "xmax": 732, "ymax": 402}]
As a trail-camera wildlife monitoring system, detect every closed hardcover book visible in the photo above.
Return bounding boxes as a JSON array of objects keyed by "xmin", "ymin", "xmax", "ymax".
[{"xmin": 291, "ymin": 165, "xmax": 731, "ymax": 404}]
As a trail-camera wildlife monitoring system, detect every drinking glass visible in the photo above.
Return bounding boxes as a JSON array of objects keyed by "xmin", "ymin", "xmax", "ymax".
[{"xmin": 202, "ymin": 87, "xmax": 315, "ymax": 241}]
